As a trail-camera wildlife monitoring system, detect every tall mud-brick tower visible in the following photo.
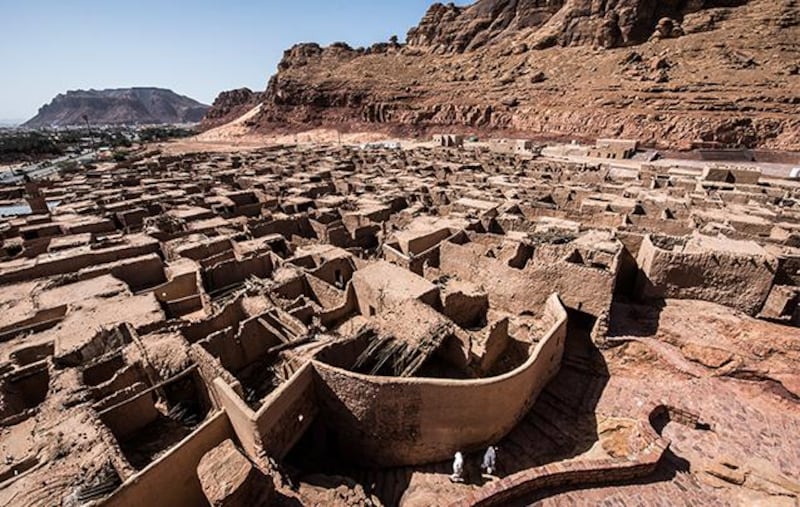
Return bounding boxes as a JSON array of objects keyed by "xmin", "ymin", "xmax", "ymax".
[{"xmin": 24, "ymin": 177, "xmax": 49, "ymax": 214}]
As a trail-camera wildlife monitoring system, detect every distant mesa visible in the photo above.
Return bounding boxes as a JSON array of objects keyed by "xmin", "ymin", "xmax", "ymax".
[{"xmin": 24, "ymin": 87, "xmax": 210, "ymax": 128}]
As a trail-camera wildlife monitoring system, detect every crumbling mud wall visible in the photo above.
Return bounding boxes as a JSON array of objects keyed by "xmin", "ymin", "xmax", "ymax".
[
  {"xmin": 319, "ymin": 283, "xmax": 358, "ymax": 329},
  {"xmin": 253, "ymin": 363, "xmax": 317, "ymax": 459},
  {"xmin": 201, "ymin": 252, "xmax": 274, "ymax": 295},
  {"xmin": 104, "ymin": 411, "xmax": 234, "ymax": 507},
  {"xmin": 212, "ymin": 363, "xmax": 317, "ymax": 461},
  {"xmin": 0, "ymin": 235, "xmax": 160, "ymax": 285},
  {"xmin": 440, "ymin": 241, "xmax": 617, "ymax": 317},
  {"xmin": 82, "ymin": 254, "xmax": 167, "ymax": 292},
  {"xmin": 310, "ymin": 294, "xmax": 568, "ymax": 467},
  {"xmin": 213, "ymin": 379, "xmax": 262, "ymax": 459}
]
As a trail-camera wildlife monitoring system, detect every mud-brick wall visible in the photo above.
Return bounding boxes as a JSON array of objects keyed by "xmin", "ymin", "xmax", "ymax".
[
  {"xmin": 440, "ymin": 241, "xmax": 616, "ymax": 318},
  {"xmin": 636, "ymin": 235, "xmax": 778, "ymax": 315},
  {"xmin": 250, "ymin": 216, "xmax": 313, "ymax": 240},
  {"xmin": 153, "ymin": 271, "xmax": 198, "ymax": 302},
  {"xmin": 311, "ymin": 294, "xmax": 568, "ymax": 467},
  {"xmin": 98, "ymin": 254, "xmax": 166, "ymax": 292},
  {"xmin": 212, "ymin": 363, "xmax": 318, "ymax": 462},
  {"xmin": 202, "ymin": 253, "xmax": 273, "ymax": 293},
  {"xmin": 190, "ymin": 344, "xmax": 243, "ymax": 409},
  {"xmin": 99, "ymin": 391, "xmax": 159, "ymax": 441},
  {"xmin": 0, "ymin": 238, "xmax": 161, "ymax": 285},
  {"xmin": 104, "ymin": 411, "xmax": 233, "ymax": 507},
  {"xmin": 213, "ymin": 379, "xmax": 261, "ymax": 460},
  {"xmin": 170, "ymin": 237, "xmax": 232, "ymax": 262},
  {"xmin": 254, "ymin": 362, "xmax": 318, "ymax": 459},
  {"xmin": 351, "ymin": 266, "xmax": 440, "ymax": 316},
  {"xmin": 319, "ymin": 283, "xmax": 358, "ymax": 328},
  {"xmin": 310, "ymin": 257, "xmax": 355, "ymax": 287},
  {"xmin": 528, "ymin": 262, "xmax": 616, "ymax": 318},
  {"xmin": 181, "ymin": 298, "xmax": 246, "ymax": 344}
]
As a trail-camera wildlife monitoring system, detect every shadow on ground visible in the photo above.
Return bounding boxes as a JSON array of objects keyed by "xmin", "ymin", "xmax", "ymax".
[
  {"xmin": 491, "ymin": 309, "xmax": 609, "ymax": 477},
  {"xmin": 607, "ymin": 300, "xmax": 666, "ymax": 338}
]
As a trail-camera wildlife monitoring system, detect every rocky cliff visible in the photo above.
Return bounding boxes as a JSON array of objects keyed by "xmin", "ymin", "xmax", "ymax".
[
  {"xmin": 210, "ymin": 0, "xmax": 800, "ymax": 149},
  {"xmin": 200, "ymin": 88, "xmax": 263, "ymax": 130},
  {"xmin": 25, "ymin": 88, "xmax": 210, "ymax": 128},
  {"xmin": 405, "ymin": 0, "xmax": 753, "ymax": 52}
]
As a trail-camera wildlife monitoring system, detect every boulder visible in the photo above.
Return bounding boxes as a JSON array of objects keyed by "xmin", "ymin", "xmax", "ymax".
[
  {"xmin": 197, "ymin": 439, "xmax": 274, "ymax": 506},
  {"xmin": 651, "ymin": 17, "xmax": 686, "ymax": 40}
]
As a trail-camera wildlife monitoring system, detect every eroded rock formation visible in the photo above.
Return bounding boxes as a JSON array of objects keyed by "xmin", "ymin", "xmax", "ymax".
[
  {"xmin": 206, "ymin": 0, "xmax": 800, "ymax": 149},
  {"xmin": 406, "ymin": 0, "xmax": 750, "ymax": 52},
  {"xmin": 200, "ymin": 88, "xmax": 263, "ymax": 130}
]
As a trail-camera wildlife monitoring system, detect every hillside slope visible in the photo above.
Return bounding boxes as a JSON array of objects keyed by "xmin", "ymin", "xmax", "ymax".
[
  {"xmin": 199, "ymin": 88, "xmax": 263, "ymax": 130},
  {"xmin": 25, "ymin": 88, "xmax": 209, "ymax": 128},
  {"xmin": 208, "ymin": 0, "xmax": 800, "ymax": 149}
]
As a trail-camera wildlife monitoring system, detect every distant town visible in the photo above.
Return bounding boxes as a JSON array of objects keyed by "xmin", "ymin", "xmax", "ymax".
[{"xmin": 0, "ymin": 124, "xmax": 196, "ymax": 167}]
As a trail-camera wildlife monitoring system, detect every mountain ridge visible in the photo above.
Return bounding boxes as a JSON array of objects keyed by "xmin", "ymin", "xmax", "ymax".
[{"xmin": 25, "ymin": 87, "xmax": 210, "ymax": 128}]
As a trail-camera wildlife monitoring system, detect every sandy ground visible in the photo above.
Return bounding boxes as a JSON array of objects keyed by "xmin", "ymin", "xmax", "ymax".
[
  {"xmin": 196, "ymin": 104, "xmax": 264, "ymax": 142},
  {"xmin": 162, "ymin": 103, "xmax": 399, "ymax": 155},
  {"xmin": 160, "ymin": 129, "xmax": 402, "ymax": 155},
  {"xmin": 159, "ymin": 102, "xmax": 416, "ymax": 155}
]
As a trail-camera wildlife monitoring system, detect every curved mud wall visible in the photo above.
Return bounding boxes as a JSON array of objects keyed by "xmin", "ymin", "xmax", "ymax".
[{"xmin": 311, "ymin": 293, "xmax": 568, "ymax": 467}]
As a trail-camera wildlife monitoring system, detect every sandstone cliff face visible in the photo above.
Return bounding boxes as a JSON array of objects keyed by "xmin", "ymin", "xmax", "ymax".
[
  {"xmin": 215, "ymin": 0, "xmax": 800, "ymax": 150},
  {"xmin": 407, "ymin": 0, "xmax": 561, "ymax": 53},
  {"xmin": 200, "ymin": 88, "xmax": 263, "ymax": 130},
  {"xmin": 406, "ymin": 0, "xmax": 752, "ymax": 53}
]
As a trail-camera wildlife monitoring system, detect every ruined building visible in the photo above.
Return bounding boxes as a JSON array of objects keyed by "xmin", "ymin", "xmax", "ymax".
[{"xmin": 0, "ymin": 143, "xmax": 798, "ymax": 506}]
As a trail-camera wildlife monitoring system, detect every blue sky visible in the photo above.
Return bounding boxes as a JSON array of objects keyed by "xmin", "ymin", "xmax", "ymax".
[{"xmin": 0, "ymin": 0, "xmax": 471, "ymax": 120}]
